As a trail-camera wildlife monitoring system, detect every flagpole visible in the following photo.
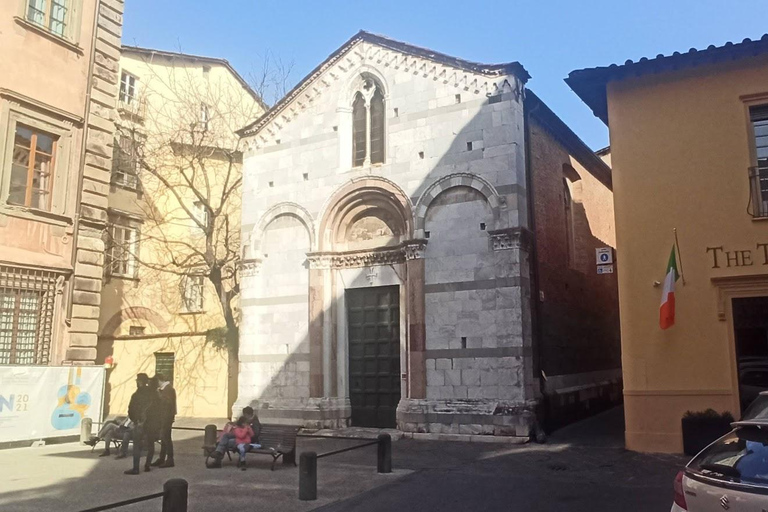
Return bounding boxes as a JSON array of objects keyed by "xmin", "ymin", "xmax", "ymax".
[{"xmin": 673, "ymin": 228, "xmax": 686, "ymax": 285}]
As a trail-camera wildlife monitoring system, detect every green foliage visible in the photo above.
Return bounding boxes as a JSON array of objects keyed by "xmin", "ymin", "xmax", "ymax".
[
  {"xmin": 205, "ymin": 326, "xmax": 238, "ymax": 353},
  {"xmin": 683, "ymin": 409, "xmax": 735, "ymax": 422}
]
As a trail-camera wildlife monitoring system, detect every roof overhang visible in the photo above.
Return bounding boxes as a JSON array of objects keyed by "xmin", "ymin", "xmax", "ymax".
[{"xmin": 565, "ymin": 34, "xmax": 768, "ymax": 126}]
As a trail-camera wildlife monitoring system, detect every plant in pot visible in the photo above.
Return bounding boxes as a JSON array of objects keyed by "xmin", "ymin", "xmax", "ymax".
[{"xmin": 681, "ymin": 409, "xmax": 735, "ymax": 456}]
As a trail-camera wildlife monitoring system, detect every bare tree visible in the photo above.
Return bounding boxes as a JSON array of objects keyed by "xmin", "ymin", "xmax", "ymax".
[{"xmin": 108, "ymin": 55, "xmax": 268, "ymax": 379}]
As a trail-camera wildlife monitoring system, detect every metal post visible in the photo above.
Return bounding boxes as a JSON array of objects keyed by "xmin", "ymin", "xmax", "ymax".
[
  {"xmin": 162, "ymin": 478, "xmax": 188, "ymax": 512},
  {"xmin": 299, "ymin": 451, "xmax": 317, "ymax": 501},
  {"xmin": 80, "ymin": 417, "xmax": 93, "ymax": 444},
  {"xmin": 377, "ymin": 433, "xmax": 391, "ymax": 474},
  {"xmin": 203, "ymin": 424, "xmax": 217, "ymax": 454}
]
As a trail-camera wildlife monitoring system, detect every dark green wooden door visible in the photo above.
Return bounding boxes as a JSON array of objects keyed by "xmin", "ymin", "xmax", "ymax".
[{"xmin": 347, "ymin": 286, "xmax": 400, "ymax": 428}]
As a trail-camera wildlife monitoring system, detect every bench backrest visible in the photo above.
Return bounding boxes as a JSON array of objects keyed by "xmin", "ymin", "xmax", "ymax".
[{"xmin": 259, "ymin": 424, "xmax": 300, "ymax": 452}]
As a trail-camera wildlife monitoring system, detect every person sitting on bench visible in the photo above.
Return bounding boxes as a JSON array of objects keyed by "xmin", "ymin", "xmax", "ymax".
[
  {"xmin": 209, "ymin": 406, "xmax": 261, "ymax": 468},
  {"xmin": 95, "ymin": 416, "xmax": 132, "ymax": 458},
  {"xmin": 233, "ymin": 416, "xmax": 254, "ymax": 470}
]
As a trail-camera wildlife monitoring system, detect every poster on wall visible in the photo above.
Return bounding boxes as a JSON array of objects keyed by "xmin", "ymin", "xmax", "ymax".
[{"xmin": 0, "ymin": 366, "xmax": 105, "ymax": 443}]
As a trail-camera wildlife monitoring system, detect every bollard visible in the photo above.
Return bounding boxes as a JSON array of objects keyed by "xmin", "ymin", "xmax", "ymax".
[
  {"xmin": 377, "ymin": 433, "xmax": 392, "ymax": 474},
  {"xmin": 80, "ymin": 417, "xmax": 93, "ymax": 445},
  {"xmin": 203, "ymin": 424, "xmax": 217, "ymax": 454},
  {"xmin": 298, "ymin": 451, "xmax": 317, "ymax": 501},
  {"xmin": 162, "ymin": 478, "xmax": 188, "ymax": 512}
]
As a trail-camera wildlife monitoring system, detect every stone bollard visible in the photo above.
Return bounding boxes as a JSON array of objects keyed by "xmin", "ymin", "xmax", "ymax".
[
  {"xmin": 298, "ymin": 451, "xmax": 317, "ymax": 501},
  {"xmin": 80, "ymin": 417, "xmax": 93, "ymax": 445},
  {"xmin": 162, "ymin": 478, "xmax": 188, "ymax": 512},
  {"xmin": 203, "ymin": 424, "xmax": 217, "ymax": 454},
  {"xmin": 377, "ymin": 433, "xmax": 392, "ymax": 474}
]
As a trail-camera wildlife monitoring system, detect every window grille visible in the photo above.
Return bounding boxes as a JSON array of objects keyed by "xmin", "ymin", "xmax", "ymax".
[
  {"xmin": 154, "ymin": 352, "xmax": 175, "ymax": 384},
  {"xmin": 0, "ymin": 265, "xmax": 60, "ymax": 365}
]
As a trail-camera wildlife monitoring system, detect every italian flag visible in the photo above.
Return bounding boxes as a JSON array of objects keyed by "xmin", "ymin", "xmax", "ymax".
[{"xmin": 659, "ymin": 245, "xmax": 679, "ymax": 330}]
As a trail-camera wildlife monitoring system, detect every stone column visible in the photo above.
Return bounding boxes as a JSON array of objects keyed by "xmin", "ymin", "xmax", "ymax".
[
  {"xmin": 404, "ymin": 240, "xmax": 427, "ymax": 398},
  {"xmin": 307, "ymin": 256, "xmax": 330, "ymax": 397}
]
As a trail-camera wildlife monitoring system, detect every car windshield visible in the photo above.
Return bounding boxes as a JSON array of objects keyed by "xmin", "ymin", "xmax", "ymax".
[
  {"xmin": 742, "ymin": 394, "xmax": 768, "ymax": 422},
  {"xmin": 689, "ymin": 426, "xmax": 768, "ymax": 485}
]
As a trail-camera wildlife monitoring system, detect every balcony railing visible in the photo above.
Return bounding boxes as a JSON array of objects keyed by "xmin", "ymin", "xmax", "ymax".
[{"xmin": 749, "ymin": 164, "xmax": 768, "ymax": 218}]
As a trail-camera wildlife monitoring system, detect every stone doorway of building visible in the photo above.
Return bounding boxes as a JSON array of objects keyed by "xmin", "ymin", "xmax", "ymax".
[
  {"xmin": 347, "ymin": 285, "xmax": 401, "ymax": 428},
  {"xmin": 733, "ymin": 296, "xmax": 768, "ymax": 412}
]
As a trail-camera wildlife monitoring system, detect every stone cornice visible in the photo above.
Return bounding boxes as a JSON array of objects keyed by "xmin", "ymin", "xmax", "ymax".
[{"xmin": 307, "ymin": 239, "xmax": 428, "ymax": 269}]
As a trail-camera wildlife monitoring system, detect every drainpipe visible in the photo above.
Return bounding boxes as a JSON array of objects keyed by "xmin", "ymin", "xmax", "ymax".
[
  {"xmin": 523, "ymin": 90, "xmax": 545, "ymax": 419},
  {"xmin": 66, "ymin": 0, "xmax": 103, "ymax": 323}
]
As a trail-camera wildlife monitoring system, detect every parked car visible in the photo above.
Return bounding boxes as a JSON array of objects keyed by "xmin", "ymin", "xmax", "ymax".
[{"xmin": 672, "ymin": 392, "xmax": 768, "ymax": 510}]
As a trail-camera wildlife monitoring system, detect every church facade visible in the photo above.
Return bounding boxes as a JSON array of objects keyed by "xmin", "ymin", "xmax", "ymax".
[{"xmin": 236, "ymin": 32, "xmax": 620, "ymax": 438}]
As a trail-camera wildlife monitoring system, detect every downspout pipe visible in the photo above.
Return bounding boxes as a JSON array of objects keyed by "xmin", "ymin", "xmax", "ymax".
[
  {"xmin": 67, "ymin": 0, "xmax": 103, "ymax": 324},
  {"xmin": 523, "ymin": 90, "xmax": 546, "ymax": 436}
]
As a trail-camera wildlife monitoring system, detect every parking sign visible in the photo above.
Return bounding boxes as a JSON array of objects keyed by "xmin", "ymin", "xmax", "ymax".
[{"xmin": 596, "ymin": 248, "xmax": 613, "ymax": 265}]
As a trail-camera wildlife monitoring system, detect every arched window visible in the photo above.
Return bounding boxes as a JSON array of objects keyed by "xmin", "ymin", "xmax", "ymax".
[{"xmin": 351, "ymin": 76, "xmax": 385, "ymax": 167}]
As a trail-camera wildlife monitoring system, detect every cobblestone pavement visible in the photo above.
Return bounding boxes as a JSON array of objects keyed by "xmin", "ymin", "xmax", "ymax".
[{"xmin": 0, "ymin": 407, "xmax": 686, "ymax": 511}]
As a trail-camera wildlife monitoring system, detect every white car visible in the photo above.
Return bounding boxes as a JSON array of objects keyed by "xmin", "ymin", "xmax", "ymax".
[{"xmin": 672, "ymin": 393, "xmax": 768, "ymax": 511}]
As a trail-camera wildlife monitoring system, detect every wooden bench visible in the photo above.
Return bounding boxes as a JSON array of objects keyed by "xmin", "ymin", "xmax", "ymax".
[{"xmin": 204, "ymin": 423, "xmax": 300, "ymax": 470}]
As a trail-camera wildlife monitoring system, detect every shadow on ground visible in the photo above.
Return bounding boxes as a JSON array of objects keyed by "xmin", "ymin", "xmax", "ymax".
[{"xmin": 0, "ymin": 407, "xmax": 686, "ymax": 512}]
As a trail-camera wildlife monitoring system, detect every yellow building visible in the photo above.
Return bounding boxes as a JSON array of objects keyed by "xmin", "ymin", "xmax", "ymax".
[
  {"xmin": 97, "ymin": 47, "xmax": 264, "ymax": 419},
  {"xmin": 567, "ymin": 36, "xmax": 768, "ymax": 452}
]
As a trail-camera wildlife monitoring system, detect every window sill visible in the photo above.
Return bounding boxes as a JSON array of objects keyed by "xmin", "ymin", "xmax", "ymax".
[
  {"xmin": 751, "ymin": 216, "xmax": 768, "ymax": 222},
  {"xmin": 0, "ymin": 205, "xmax": 73, "ymax": 227},
  {"xmin": 179, "ymin": 310, "xmax": 205, "ymax": 316},
  {"xmin": 111, "ymin": 181, "xmax": 141, "ymax": 194},
  {"xmin": 14, "ymin": 17, "xmax": 83, "ymax": 54},
  {"xmin": 108, "ymin": 274, "xmax": 140, "ymax": 282}
]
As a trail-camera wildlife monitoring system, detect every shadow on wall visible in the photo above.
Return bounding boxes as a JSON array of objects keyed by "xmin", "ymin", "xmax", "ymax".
[
  {"xmin": 96, "ymin": 263, "xmax": 231, "ymax": 419},
  {"xmin": 238, "ymin": 86, "xmax": 545, "ymax": 431}
]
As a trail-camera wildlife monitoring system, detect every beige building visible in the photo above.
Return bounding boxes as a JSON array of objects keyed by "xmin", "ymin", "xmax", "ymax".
[
  {"xmin": 568, "ymin": 36, "xmax": 768, "ymax": 452},
  {"xmin": 0, "ymin": 0, "xmax": 122, "ymax": 366},
  {"xmin": 97, "ymin": 47, "xmax": 264, "ymax": 418}
]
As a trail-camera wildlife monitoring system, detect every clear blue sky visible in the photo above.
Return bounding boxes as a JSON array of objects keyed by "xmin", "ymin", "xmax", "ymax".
[{"xmin": 124, "ymin": 0, "xmax": 768, "ymax": 150}]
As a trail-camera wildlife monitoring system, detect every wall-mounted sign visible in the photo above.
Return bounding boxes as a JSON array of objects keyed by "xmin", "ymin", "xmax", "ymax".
[
  {"xmin": 597, "ymin": 264, "xmax": 614, "ymax": 275},
  {"xmin": 706, "ymin": 243, "xmax": 768, "ymax": 269},
  {"xmin": 596, "ymin": 248, "xmax": 613, "ymax": 265}
]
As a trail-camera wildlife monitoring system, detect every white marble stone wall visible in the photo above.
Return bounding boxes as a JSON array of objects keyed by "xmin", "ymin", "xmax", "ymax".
[{"xmin": 239, "ymin": 40, "xmax": 529, "ymax": 411}]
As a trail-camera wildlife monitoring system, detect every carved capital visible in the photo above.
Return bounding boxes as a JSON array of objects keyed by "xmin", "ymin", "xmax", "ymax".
[
  {"xmin": 307, "ymin": 254, "xmax": 334, "ymax": 270},
  {"xmin": 240, "ymin": 258, "xmax": 262, "ymax": 277},
  {"xmin": 488, "ymin": 228, "xmax": 532, "ymax": 252},
  {"xmin": 403, "ymin": 239, "xmax": 428, "ymax": 260}
]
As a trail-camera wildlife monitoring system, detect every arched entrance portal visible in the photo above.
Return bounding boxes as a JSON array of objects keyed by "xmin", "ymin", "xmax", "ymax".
[{"xmin": 309, "ymin": 177, "xmax": 426, "ymax": 428}]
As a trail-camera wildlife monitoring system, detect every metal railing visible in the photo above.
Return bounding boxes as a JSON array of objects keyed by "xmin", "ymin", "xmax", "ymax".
[
  {"xmin": 78, "ymin": 479, "xmax": 187, "ymax": 512},
  {"xmin": 299, "ymin": 433, "xmax": 392, "ymax": 501},
  {"xmin": 748, "ymin": 164, "xmax": 768, "ymax": 218}
]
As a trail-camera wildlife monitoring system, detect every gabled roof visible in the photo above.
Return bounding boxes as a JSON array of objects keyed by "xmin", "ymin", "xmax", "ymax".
[
  {"xmin": 566, "ymin": 34, "xmax": 768, "ymax": 125},
  {"xmin": 237, "ymin": 30, "xmax": 530, "ymax": 137},
  {"xmin": 121, "ymin": 45, "xmax": 267, "ymax": 110},
  {"xmin": 525, "ymin": 90, "xmax": 612, "ymax": 189}
]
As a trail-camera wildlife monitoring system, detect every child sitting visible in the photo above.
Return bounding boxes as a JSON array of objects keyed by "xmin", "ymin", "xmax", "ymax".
[{"xmin": 232, "ymin": 416, "xmax": 254, "ymax": 470}]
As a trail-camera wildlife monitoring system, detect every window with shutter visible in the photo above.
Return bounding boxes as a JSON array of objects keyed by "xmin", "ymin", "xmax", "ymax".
[
  {"xmin": 370, "ymin": 89, "xmax": 385, "ymax": 164},
  {"xmin": 353, "ymin": 93, "xmax": 367, "ymax": 167},
  {"xmin": 350, "ymin": 75, "xmax": 386, "ymax": 167}
]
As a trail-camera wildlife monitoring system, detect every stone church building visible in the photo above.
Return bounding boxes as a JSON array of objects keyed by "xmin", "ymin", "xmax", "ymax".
[{"xmin": 236, "ymin": 31, "xmax": 620, "ymax": 438}]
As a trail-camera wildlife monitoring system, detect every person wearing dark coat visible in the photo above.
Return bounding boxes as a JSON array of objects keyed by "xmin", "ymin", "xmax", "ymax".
[
  {"xmin": 152, "ymin": 373, "xmax": 177, "ymax": 468},
  {"xmin": 125, "ymin": 375, "xmax": 161, "ymax": 475}
]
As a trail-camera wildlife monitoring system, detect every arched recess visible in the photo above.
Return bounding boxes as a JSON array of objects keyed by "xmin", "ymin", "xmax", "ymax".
[
  {"xmin": 101, "ymin": 307, "xmax": 168, "ymax": 337},
  {"xmin": 414, "ymin": 173, "xmax": 503, "ymax": 235},
  {"xmin": 250, "ymin": 202, "xmax": 315, "ymax": 257},
  {"xmin": 317, "ymin": 176, "xmax": 414, "ymax": 252}
]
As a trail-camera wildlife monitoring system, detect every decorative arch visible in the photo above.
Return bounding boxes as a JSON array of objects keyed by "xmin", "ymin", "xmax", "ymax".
[
  {"xmin": 251, "ymin": 202, "xmax": 315, "ymax": 257},
  {"xmin": 101, "ymin": 307, "xmax": 168, "ymax": 337},
  {"xmin": 317, "ymin": 176, "xmax": 414, "ymax": 252},
  {"xmin": 414, "ymin": 173, "xmax": 503, "ymax": 235},
  {"xmin": 339, "ymin": 66, "xmax": 391, "ymax": 106}
]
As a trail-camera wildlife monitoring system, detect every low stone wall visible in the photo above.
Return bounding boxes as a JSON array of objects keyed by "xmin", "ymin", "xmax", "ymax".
[
  {"xmin": 236, "ymin": 397, "xmax": 351, "ymax": 429},
  {"xmin": 396, "ymin": 398, "xmax": 537, "ymax": 439}
]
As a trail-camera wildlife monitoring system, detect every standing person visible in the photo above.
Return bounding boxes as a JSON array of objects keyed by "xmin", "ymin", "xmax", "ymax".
[
  {"xmin": 232, "ymin": 416, "xmax": 254, "ymax": 471},
  {"xmin": 124, "ymin": 376, "xmax": 161, "ymax": 475},
  {"xmin": 208, "ymin": 406, "xmax": 261, "ymax": 468},
  {"xmin": 152, "ymin": 372, "xmax": 177, "ymax": 468}
]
